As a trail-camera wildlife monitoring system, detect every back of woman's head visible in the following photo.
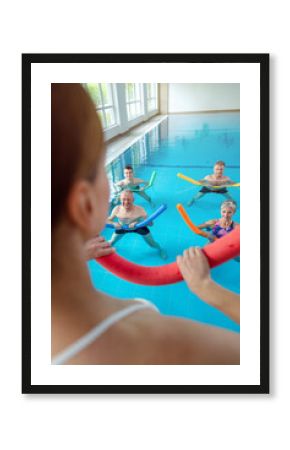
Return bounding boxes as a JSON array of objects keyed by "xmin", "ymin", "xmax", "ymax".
[{"xmin": 51, "ymin": 84, "xmax": 103, "ymax": 228}]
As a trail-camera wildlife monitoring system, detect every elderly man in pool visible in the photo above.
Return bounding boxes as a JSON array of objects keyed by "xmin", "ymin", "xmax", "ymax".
[
  {"xmin": 107, "ymin": 190, "xmax": 167, "ymax": 259},
  {"xmin": 187, "ymin": 160, "xmax": 237, "ymax": 206}
]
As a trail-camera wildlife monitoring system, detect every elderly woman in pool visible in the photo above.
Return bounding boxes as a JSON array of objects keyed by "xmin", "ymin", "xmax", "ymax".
[
  {"xmin": 51, "ymin": 84, "xmax": 239, "ymax": 365},
  {"xmin": 197, "ymin": 200, "xmax": 238, "ymax": 241},
  {"xmin": 197, "ymin": 200, "xmax": 240, "ymax": 262}
]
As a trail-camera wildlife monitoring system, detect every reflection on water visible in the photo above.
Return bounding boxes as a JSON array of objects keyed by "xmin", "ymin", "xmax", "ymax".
[
  {"xmin": 107, "ymin": 125, "xmax": 162, "ymax": 199},
  {"xmin": 106, "ymin": 113, "xmax": 240, "ymax": 201}
]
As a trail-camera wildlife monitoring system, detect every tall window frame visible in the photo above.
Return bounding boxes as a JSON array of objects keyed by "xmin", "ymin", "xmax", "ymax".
[
  {"xmin": 125, "ymin": 83, "xmax": 144, "ymax": 121},
  {"xmin": 146, "ymin": 83, "xmax": 158, "ymax": 112},
  {"xmin": 84, "ymin": 83, "xmax": 118, "ymax": 130}
]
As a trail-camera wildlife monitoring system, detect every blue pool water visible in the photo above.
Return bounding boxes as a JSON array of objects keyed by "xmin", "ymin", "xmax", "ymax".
[{"xmin": 88, "ymin": 113, "xmax": 240, "ymax": 332}]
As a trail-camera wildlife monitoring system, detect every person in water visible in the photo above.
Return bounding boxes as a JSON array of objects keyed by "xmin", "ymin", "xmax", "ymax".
[
  {"xmin": 187, "ymin": 160, "xmax": 237, "ymax": 206},
  {"xmin": 197, "ymin": 200, "xmax": 238, "ymax": 241},
  {"xmin": 113, "ymin": 165, "xmax": 154, "ymax": 206},
  {"xmin": 196, "ymin": 200, "xmax": 240, "ymax": 263},
  {"xmin": 107, "ymin": 190, "xmax": 167, "ymax": 260},
  {"xmin": 51, "ymin": 83, "xmax": 239, "ymax": 365}
]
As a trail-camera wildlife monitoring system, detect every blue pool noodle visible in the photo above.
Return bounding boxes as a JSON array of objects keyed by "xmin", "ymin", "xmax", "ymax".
[{"xmin": 106, "ymin": 204, "xmax": 167, "ymax": 230}]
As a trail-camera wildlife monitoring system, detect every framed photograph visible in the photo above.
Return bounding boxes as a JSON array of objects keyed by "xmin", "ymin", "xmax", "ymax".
[{"xmin": 22, "ymin": 53, "xmax": 269, "ymax": 394}]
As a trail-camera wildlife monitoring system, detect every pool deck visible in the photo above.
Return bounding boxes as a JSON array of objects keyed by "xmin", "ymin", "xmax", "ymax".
[{"xmin": 105, "ymin": 114, "xmax": 167, "ymax": 166}]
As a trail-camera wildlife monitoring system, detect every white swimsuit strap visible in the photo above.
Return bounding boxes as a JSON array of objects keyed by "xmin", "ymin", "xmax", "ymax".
[{"xmin": 52, "ymin": 299, "xmax": 157, "ymax": 365}]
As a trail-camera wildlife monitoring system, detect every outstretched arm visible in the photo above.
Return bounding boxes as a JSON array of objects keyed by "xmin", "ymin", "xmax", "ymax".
[
  {"xmin": 134, "ymin": 177, "xmax": 149, "ymax": 190},
  {"xmin": 223, "ymin": 177, "xmax": 237, "ymax": 186},
  {"xmin": 177, "ymin": 247, "xmax": 240, "ymax": 324},
  {"xmin": 113, "ymin": 181, "xmax": 124, "ymax": 192},
  {"xmin": 198, "ymin": 176, "xmax": 210, "ymax": 186},
  {"xmin": 107, "ymin": 207, "xmax": 122, "ymax": 229},
  {"xmin": 198, "ymin": 219, "xmax": 217, "ymax": 229}
]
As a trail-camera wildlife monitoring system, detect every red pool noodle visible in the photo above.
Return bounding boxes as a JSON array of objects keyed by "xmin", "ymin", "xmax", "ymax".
[{"xmin": 96, "ymin": 226, "xmax": 240, "ymax": 286}]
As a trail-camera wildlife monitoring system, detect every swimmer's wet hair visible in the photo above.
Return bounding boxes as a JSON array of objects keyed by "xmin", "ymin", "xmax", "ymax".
[
  {"xmin": 125, "ymin": 165, "xmax": 133, "ymax": 171},
  {"xmin": 121, "ymin": 189, "xmax": 134, "ymax": 197},
  {"xmin": 221, "ymin": 200, "xmax": 237, "ymax": 212},
  {"xmin": 215, "ymin": 160, "xmax": 226, "ymax": 167}
]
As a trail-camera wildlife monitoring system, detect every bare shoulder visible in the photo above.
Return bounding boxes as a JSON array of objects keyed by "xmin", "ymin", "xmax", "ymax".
[
  {"xmin": 150, "ymin": 315, "xmax": 239, "ymax": 364},
  {"xmin": 67, "ymin": 296, "xmax": 239, "ymax": 365},
  {"xmin": 206, "ymin": 218, "xmax": 218, "ymax": 226},
  {"xmin": 107, "ymin": 311, "xmax": 240, "ymax": 365},
  {"xmin": 111, "ymin": 205, "xmax": 120, "ymax": 216},
  {"xmin": 134, "ymin": 205, "xmax": 146, "ymax": 215}
]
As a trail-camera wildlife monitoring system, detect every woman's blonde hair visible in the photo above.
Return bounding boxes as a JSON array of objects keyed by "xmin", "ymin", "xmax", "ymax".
[{"xmin": 221, "ymin": 200, "xmax": 237, "ymax": 212}]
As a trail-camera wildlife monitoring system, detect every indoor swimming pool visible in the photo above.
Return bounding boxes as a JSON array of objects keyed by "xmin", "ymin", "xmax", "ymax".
[{"xmin": 88, "ymin": 113, "xmax": 240, "ymax": 332}]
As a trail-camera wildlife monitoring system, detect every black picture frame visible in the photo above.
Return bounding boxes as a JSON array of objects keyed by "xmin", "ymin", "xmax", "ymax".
[{"xmin": 22, "ymin": 53, "xmax": 269, "ymax": 394}]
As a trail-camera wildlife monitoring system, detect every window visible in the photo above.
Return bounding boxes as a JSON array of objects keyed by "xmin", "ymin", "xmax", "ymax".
[
  {"xmin": 147, "ymin": 83, "xmax": 158, "ymax": 112},
  {"xmin": 84, "ymin": 83, "xmax": 117, "ymax": 130},
  {"xmin": 125, "ymin": 83, "xmax": 143, "ymax": 121}
]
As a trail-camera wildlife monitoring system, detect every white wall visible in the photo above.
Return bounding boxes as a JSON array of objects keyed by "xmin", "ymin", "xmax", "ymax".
[{"xmin": 168, "ymin": 83, "xmax": 240, "ymax": 113}]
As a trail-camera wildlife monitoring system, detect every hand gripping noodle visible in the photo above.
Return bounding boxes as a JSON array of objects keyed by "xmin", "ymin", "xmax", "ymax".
[
  {"xmin": 96, "ymin": 226, "xmax": 240, "ymax": 286},
  {"xmin": 129, "ymin": 171, "xmax": 157, "ymax": 192},
  {"xmin": 177, "ymin": 172, "xmax": 240, "ymax": 188},
  {"xmin": 106, "ymin": 204, "xmax": 167, "ymax": 230}
]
